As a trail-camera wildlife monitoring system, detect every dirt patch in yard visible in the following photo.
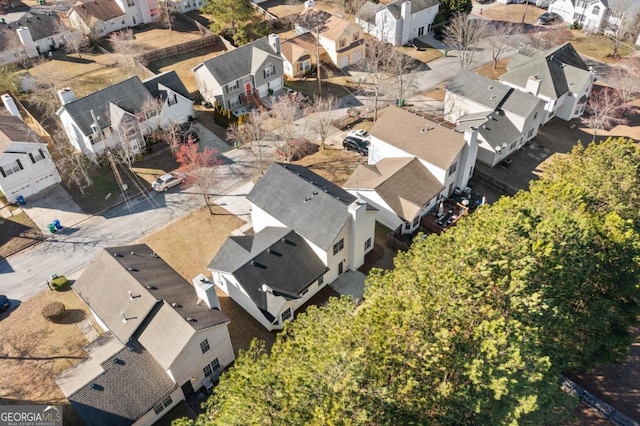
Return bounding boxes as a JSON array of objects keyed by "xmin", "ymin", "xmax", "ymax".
[
  {"xmin": 139, "ymin": 205, "xmax": 278, "ymax": 352},
  {"xmin": 479, "ymin": 3, "xmax": 548, "ymax": 26},
  {"xmin": 0, "ymin": 212, "xmax": 44, "ymax": 257},
  {"xmin": 295, "ymin": 147, "xmax": 360, "ymax": 186},
  {"xmin": 473, "ymin": 58, "xmax": 510, "ymax": 80},
  {"xmin": 0, "ymin": 289, "xmax": 91, "ymax": 425}
]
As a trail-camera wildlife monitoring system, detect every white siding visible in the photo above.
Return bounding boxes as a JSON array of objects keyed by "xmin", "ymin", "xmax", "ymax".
[
  {"xmin": 0, "ymin": 142, "xmax": 61, "ymax": 203},
  {"xmin": 133, "ymin": 387, "xmax": 184, "ymax": 426}
]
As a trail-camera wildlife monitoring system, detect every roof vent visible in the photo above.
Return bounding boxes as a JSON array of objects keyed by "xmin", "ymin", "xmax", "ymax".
[
  {"xmin": 151, "ymin": 252, "xmax": 158, "ymax": 258},
  {"xmin": 121, "ymin": 312, "xmax": 128, "ymax": 323},
  {"xmin": 90, "ymin": 383, "xmax": 103, "ymax": 390},
  {"xmin": 146, "ymin": 285, "xmax": 157, "ymax": 290},
  {"xmin": 186, "ymin": 317, "xmax": 196, "ymax": 322},
  {"xmin": 171, "ymin": 302, "xmax": 182, "ymax": 308},
  {"xmin": 113, "ymin": 252, "xmax": 122, "ymax": 257},
  {"xmin": 267, "ymin": 248, "xmax": 273, "ymax": 254},
  {"xmin": 114, "ymin": 358, "xmax": 124, "ymax": 365},
  {"xmin": 488, "ymin": 85, "xmax": 494, "ymax": 90},
  {"xmin": 281, "ymin": 238, "xmax": 287, "ymax": 244},
  {"xmin": 336, "ymin": 196, "xmax": 340, "ymax": 200},
  {"xmin": 130, "ymin": 250, "xmax": 135, "ymax": 255},
  {"xmin": 127, "ymin": 267, "xmax": 138, "ymax": 272},
  {"xmin": 251, "ymin": 260, "xmax": 257, "ymax": 266}
]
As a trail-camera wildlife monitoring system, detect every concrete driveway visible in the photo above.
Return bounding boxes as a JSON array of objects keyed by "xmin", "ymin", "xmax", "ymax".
[
  {"xmin": 20, "ymin": 184, "xmax": 91, "ymax": 233},
  {"xmin": 190, "ymin": 122, "xmax": 231, "ymax": 154}
]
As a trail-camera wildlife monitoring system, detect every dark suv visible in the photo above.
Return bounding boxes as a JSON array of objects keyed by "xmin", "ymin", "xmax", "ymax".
[{"xmin": 343, "ymin": 136, "xmax": 369, "ymax": 156}]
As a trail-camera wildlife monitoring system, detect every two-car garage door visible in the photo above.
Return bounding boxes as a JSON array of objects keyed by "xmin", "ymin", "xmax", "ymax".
[{"xmin": 5, "ymin": 172, "xmax": 59, "ymax": 203}]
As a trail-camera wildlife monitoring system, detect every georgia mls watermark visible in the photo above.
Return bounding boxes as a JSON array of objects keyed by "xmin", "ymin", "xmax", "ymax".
[{"xmin": 0, "ymin": 405, "xmax": 62, "ymax": 426}]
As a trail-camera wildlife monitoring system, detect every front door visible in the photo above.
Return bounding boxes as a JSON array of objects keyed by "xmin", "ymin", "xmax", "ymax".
[
  {"xmin": 181, "ymin": 380, "xmax": 194, "ymax": 398},
  {"xmin": 338, "ymin": 261, "xmax": 343, "ymax": 275},
  {"xmin": 245, "ymin": 82, "xmax": 252, "ymax": 96}
]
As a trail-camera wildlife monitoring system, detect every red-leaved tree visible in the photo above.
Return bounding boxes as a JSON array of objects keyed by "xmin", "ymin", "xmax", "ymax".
[{"xmin": 175, "ymin": 140, "xmax": 221, "ymax": 215}]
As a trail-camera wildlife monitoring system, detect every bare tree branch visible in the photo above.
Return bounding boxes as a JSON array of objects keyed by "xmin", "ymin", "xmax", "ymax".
[
  {"xmin": 443, "ymin": 13, "xmax": 487, "ymax": 70},
  {"xmin": 582, "ymin": 85, "xmax": 629, "ymax": 142},
  {"xmin": 308, "ymin": 95, "xmax": 338, "ymax": 151}
]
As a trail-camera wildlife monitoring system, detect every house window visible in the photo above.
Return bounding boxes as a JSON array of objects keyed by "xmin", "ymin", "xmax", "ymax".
[
  {"xmin": 228, "ymin": 96, "xmax": 241, "ymax": 108},
  {"xmin": 469, "ymin": 165, "xmax": 474, "ymax": 177},
  {"xmin": 300, "ymin": 60, "xmax": 311, "ymax": 72},
  {"xmin": 282, "ymin": 308, "xmax": 292, "ymax": 322},
  {"xmin": 121, "ymin": 18, "xmax": 126, "ymax": 24},
  {"xmin": 200, "ymin": 339, "xmax": 210, "ymax": 354},
  {"xmin": 154, "ymin": 395, "xmax": 173, "ymax": 415},
  {"xmin": 1, "ymin": 160, "xmax": 23, "ymax": 177},
  {"xmin": 203, "ymin": 363, "xmax": 213, "ymax": 377},
  {"xmin": 527, "ymin": 128, "xmax": 534, "ymax": 138},
  {"xmin": 448, "ymin": 182, "xmax": 455, "ymax": 195},
  {"xmin": 332, "ymin": 238, "xmax": 344, "ymax": 255},
  {"xmin": 352, "ymin": 32, "xmax": 359, "ymax": 42},
  {"xmin": 509, "ymin": 141, "xmax": 516, "ymax": 151},
  {"xmin": 364, "ymin": 237, "xmax": 372, "ymax": 250},
  {"xmin": 300, "ymin": 287, "xmax": 309, "ymax": 296},
  {"xmin": 153, "ymin": 405, "xmax": 164, "ymax": 415},
  {"xmin": 448, "ymin": 162, "xmax": 457, "ymax": 176},
  {"xmin": 264, "ymin": 64, "xmax": 275, "ymax": 78},
  {"xmin": 162, "ymin": 396, "xmax": 173, "ymax": 408},
  {"xmin": 592, "ymin": 5, "xmax": 600, "ymax": 14},
  {"xmin": 126, "ymin": 0, "xmax": 134, "ymax": 6},
  {"xmin": 318, "ymin": 275, "xmax": 324, "ymax": 286},
  {"xmin": 29, "ymin": 149, "xmax": 45, "ymax": 163},
  {"xmin": 226, "ymin": 80, "xmax": 239, "ymax": 93},
  {"xmin": 533, "ymin": 111, "xmax": 538, "ymax": 120},
  {"xmin": 168, "ymin": 94, "xmax": 177, "ymax": 106},
  {"xmin": 338, "ymin": 38, "xmax": 346, "ymax": 49},
  {"xmin": 211, "ymin": 358, "xmax": 220, "ymax": 372},
  {"xmin": 412, "ymin": 215, "xmax": 420, "ymax": 227}
]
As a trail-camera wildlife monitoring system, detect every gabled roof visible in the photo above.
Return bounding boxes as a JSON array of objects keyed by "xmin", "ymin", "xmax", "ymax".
[
  {"xmin": 355, "ymin": 1, "xmax": 384, "ymax": 23},
  {"xmin": 501, "ymin": 43, "xmax": 591, "ymax": 100},
  {"xmin": 196, "ymin": 36, "xmax": 281, "ymax": 86},
  {"xmin": 456, "ymin": 111, "xmax": 521, "ymax": 151},
  {"xmin": 369, "ymin": 106, "xmax": 466, "ymax": 170},
  {"xmin": 68, "ymin": 341, "xmax": 177, "ymax": 426},
  {"xmin": 386, "ymin": 0, "xmax": 440, "ymax": 18},
  {"xmin": 73, "ymin": 244, "xmax": 229, "ymax": 345},
  {"xmin": 58, "ymin": 77, "xmax": 154, "ymax": 136},
  {"xmin": 446, "ymin": 70, "xmax": 543, "ymax": 119},
  {"xmin": 247, "ymin": 163, "xmax": 357, "ymax": 251},
  {"xmin": 143, "ymin": 70, "xmax": 190, "ymax": 100},
  {"xmin": 0, "ymin": 115, "xmax": 42, "ymax": 153},
  {"xmin": 209, "ymin": 228, "xmax": 327, "ymax": 324},
  {"xmin": 71, "ymin": 0, "xmax": 126, "ymax": 23},
  {"xmin": 296, "ymin": 8, "xmax": 358, "ymax": 40},
  {"xmin": 344, "ymin": 157, "xmax": 444, "ymax": 222},
  {"xmin": 0, "ymin": 10, "xmax": 65, "ymax": 50},
  {"xmin": 280, "ymin": 32, "xmax": 327, "ymax": 65}
]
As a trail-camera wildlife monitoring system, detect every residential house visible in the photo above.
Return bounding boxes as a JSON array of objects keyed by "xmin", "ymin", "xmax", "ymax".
[
  {"xmin": 355, "ymin": 0, "xmax": 439, "ymax": 46},
  {"xmin": 549, "ymin": 0, "xmax": 640, "ymax": 35},
  {"xmin": 57, "ymin": 244, "xmax": 235, "ymax": 426},
  {"xmin": 355, "ymin": 106, "xmax": 478, "ymax": 234},
  {"xmin": 168, "ymin": 0, "xmax": 205, "ymax": 14},
  {"xmin": 193, "ymin": 34, "xmax": 284, "ymax": 115},
  {"xmin": 445, "ymin": 69, "xmax": 545, "ymax": 167},
  {"xmin": 295, "ymin": 7, "xmax": 365, "ymax": 69},
  {"xmin": 280, "ymin": 32, "xmax": 327, "ymax": 78},
  {"xmin": 499, "ymin": 43, "xmax": 596, "ymax": 124},
  {"xmin": 56, "ymin": 70, "xmax": 193, "ymax": 160},
  {"xmin": 0, "ymin": 112, "xmax": 61, "ymax": 203},
  {"xmin": 0, "ymin": 10, "xmax": 72, "ymax": 66},
  {"xmin": 209, "ymin": 163, "xmax": 377, "ymax": 330},
  {"xmin": 343, "ymin": 157, "xmax": 443, "ymax": 235},
  {"xmin": 68, "ymin": 0, "xmax": 158, "ymax": 37}
]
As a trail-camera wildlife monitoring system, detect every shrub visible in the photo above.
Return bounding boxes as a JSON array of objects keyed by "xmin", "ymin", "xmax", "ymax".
[
  {"xmin": 50, "ymin": 276, "xmax": 69, "ymax": 291},
  {"xmin": 42, "ymin": 302, "xmax": 66, "ymax": 323}
]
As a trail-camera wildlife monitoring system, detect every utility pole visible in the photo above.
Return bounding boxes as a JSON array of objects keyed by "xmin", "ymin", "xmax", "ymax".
[
  {"xmin": 521, "ymin": 0, "xmax": 529, "ymax": 24},
  {"xmin": 316, "ymin": 26, "xmax": 322, "ymax": 96}
]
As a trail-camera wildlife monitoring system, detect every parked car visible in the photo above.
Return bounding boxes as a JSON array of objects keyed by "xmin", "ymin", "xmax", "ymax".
[
  {"xmin": 347, "ymin": 129, "xmax": 371, "ymax": 144},
  {"xmin": 181, "ymin": 129, "xmax": 199, "ymax": 144},
  {"xmin": 152, "ymin": 173, "xmax": 184, "ymax": 192},
  {"xmin": 0, "ymin": 295, "xmax": 11, "ymax": 313},
  {"xmin": 537, "ymin": 12, "xmax": 561, "ymax": 25},
  {"xmin": 343, "ymin": 136, "xmax": 369, "ymax": 156}
]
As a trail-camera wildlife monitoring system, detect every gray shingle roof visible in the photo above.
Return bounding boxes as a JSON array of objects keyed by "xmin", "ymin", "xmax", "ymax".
[
  {"xmin": 355, "ymin": 1, "xmax": 384, "ymax": 23},
  {"xmin": 58, "ymin": 77, "xmax": 154, "ymax": 136},
  {"xmin": 386, "ymin": 0, "xmax": 439, "ymax": 18},
  {"xmin": 0, "ymin": 115, "xmax": 41, "ymax": 152},
  {"xmin": 71, "ymin": 0, "xmax": 126, "ymax": 23},
  {"xmin": 73, "ymin": 244, "xmax": 229, "ymax": 345},
  {"xmin": 447, "ymin": 70, "xmax": 543, "ymax": 118},
  {"xmin": 143, "ymin": 70, "xmax": 190, "ymax": 100},
  {"xmin": 369, "ymin": 106, "xmax": 466, "ymax": 170},
  {"xmin": 198, "ymin": 36, "xmax": 280, "ymax": 86},
  {"xmin": 344, "ymin": 157, "xmax": 443, "ymax": 222},
  {"xmin": 501, "ymin": 43, "xmax": 591, "ymax": 100},
  {"xmin": 210, "ymin": 228, "xmax": 327, "ymax": 324},
  {"xmin": 0, "ymin": 10, "xmax": 64, "ymax": 51},
  {"xmin": 69, "ymin": 341, "xmax": 177, "ymax": 426},
  {"xmin": 247, "ymin": 163, "xmax": 357, "ymax": 251},
  {"xmin": 456, "ymin": 111, "xmax": 521, "ymax": 151}
]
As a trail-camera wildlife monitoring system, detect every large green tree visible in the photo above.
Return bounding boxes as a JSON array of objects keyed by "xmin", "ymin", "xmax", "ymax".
[
  {"xmin": 439, "ymin": 0, "xmax": 472, "ymax": 21},
  {"xmin": 175, "ymin": 138, "xmax": 640, "ymax": 425},
  {"xmin": 201, "ymin": 0, "xmax": 267, "ymax": 45}
]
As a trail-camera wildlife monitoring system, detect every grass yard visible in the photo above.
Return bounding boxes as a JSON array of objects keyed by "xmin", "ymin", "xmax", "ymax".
[
  {"xmin": 0, "ymin": 289, "xmax": 91, "ymax": 425},
  {"xmin": 398, "ymin": 44, "xmax": 444, "ymax": 64},
  {"xmin": 130, "ymin": 25, "xmax": 204, "ymax": 53},
  {"xmin": 480, "ymin": 3, "xmax": 548, "ymax": 26},
  {"xmin": 286, "ymin": 78, "xmax": 353, "ymax": 99},
  {"xmin": 148, "ymin": 46, "xmax": 225, "ymax": 95},
  {"xmin": 569, "ymin": 31, "xmax": 633, "ymax": 63},
  {"xmin": 296, "ymin": 147, "xmax": 359, "ymax": 186},
  {"xmin": 0, "ymin": 212, "xmax": 43, "ymax": 257}
]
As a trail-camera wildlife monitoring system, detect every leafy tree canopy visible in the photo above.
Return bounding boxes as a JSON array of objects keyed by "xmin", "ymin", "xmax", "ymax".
[
  {"xmin": 439, "ymin": 0, "xmax": 472, "ymax": 21},
  {"xmin": 174, "ymin": 138, "xmax": 640, "ymax": 426}
]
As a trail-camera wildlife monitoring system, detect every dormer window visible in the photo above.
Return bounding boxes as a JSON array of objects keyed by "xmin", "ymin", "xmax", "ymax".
[
  {"xmin": 264, "ymin": 64, "xmax": 275, "ymax": 78},
  {"xmin": 90, "ymin": 123, "xmax": 99, "ymax": 134},
  {"xmin": 352, "ymin": 32, "xmax": 359, "ymax": 42},
  {"xmin": 592, "ymin": 5, "xmax": 600, "ymax": 14},
  {"xmin": 338, "ymin": 38, "xmax": 346, "ymax": 49},
  {"xmin": 167, "ymin": 93, "xmax": 177, "ymax": 106}
]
